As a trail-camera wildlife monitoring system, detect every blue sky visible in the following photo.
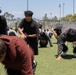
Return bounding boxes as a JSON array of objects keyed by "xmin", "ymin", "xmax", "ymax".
[{"xmin": 0, "ymin": 0, "xmax": 75, "ymax": 19}]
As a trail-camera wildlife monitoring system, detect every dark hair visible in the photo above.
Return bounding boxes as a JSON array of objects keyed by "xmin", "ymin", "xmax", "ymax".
[
  {"xmin": 67, "ymin": 28, "xmax": 76, "ymax": 36},
  {"xmin": 54, "ymin": 26, "xmax": 62, "ymax": 36},
  {"xmin": 9, "ymin": 32, "xmax": 16, "ymax": 36},
  {"xmin": 0, "ymin": 16, "xmax": 8, "ymax": 34},
  {"xmin": 0, "ymin": 39, "xmax": 6, "ymax": 58},
  {"xmin": 24, "ymin": 10, "xmax": 33, "ymax": 16},
  {"xmin": 65, "ymin": 28, "xmax": 76, "ymax": 42}
]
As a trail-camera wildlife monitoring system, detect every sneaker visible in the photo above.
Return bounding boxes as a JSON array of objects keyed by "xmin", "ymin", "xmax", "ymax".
[
  {"xmin": 50, "ymin": 45, "xmax": 53, "ymax": 47},
  {"xmin": 62, "ymin": 52, "xmax": 67, "ymax": 56},
  {"xmin": 74, "ymin": 53, "xmax": 76, "ymax": 57},
  {"xmin": 32, "ymin": 60, "xmax": 37, "ymax": 74}
]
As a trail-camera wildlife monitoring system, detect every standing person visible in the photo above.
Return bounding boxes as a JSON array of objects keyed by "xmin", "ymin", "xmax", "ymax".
[
  {"xmin": 0, "ymin": 15, "xmax": 34, "ymax": 75},
  {"xmin": 46, "ymin": 29, "xmax": 53, "ymax": 47},
  {"xmin": 18, "ymin": 10, "xmax": 39, "ymax": 55},
  {"xmin": 56, "ymin": 24, "xmax": 76, "ymax": 60},
  {"xmin": 38, "ymin": 23, "xmax": 43, "ymax": 33}
]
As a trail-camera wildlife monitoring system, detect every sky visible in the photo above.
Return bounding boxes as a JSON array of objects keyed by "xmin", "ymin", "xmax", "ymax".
[{"xmin": 0, "ymin": 0, "xmax": 76, "ymax": 19}]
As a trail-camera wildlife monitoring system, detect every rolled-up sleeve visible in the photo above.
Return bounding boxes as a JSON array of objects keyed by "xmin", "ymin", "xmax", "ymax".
[{"xmin": 57, "ymin": 34, "xmax": 66, "ymax": 56}]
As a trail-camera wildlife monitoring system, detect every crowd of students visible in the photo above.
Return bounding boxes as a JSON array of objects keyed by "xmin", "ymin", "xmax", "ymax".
[
  {"xmin": 0, "ymin": 10, "xmax": 39, "ymax": 75},
  {"xmin": 0, "ymin": 10, "xmax": 76, "ymax": 75}
]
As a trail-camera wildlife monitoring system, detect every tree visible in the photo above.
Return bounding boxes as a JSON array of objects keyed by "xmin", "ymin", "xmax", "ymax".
[
  {"xmin": 52, "ymin": 16, "xmax": 58, "ymax": 22},
  {"xmin": 73, "ymin": 14, "xmax": 76, "ymax": 20},
  {"xmin": 3, "ymin": 12, "xmax": 14, "ymax": 21}
]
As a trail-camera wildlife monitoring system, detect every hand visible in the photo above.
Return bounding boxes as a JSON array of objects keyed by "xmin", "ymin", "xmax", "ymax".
[
  {"xmin": 56, "ymin": 56, "xmax": 63, "ymax": 60},
  {"xmin": 20, "ymin": 34, "xmax": 27, "ymax": 39}
]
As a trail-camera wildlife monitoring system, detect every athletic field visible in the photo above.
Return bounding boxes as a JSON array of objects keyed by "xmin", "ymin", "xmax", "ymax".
[
  {"xmin": 0, "ymin": 38, "xmax": 76, "ymax": 75},
  {"xmin": 35, "ymin": 38, "xmax": 76, "ymax": 75}
]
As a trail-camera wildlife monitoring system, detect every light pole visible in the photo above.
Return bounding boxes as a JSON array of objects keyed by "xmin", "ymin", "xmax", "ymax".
[
  {"xmin": 73, "ymin": 0, "xmax": 75, "ymax": 15},
  {"xmin": 50, "ymin": 13, "xmax": 52, "ymax": 27},
  {"xmin": 27, "ymin": 0, "xmax": 29, "ymax": 10},
  {"xmin": 63, "ymin": 3, "xmax": 65, "ymax": 17},
  {"xmin": 0, "ymin": 7, "xmax": 2, "ymax": 13},
  {"xmin": 59, "ymin": 4, "xmax": 61, "ymax": 25},
  {"xmin": 50, "ymin": 13, "xmax": 52, "ymax": 20},
  {"xmin": 44, "ymin": 13, "xmax": 47, "ymax": 29}
]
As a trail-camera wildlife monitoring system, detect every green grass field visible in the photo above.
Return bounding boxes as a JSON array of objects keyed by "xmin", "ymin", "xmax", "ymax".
[
  {"xmin": 35, "ymin": 38, "xmax": 76, "ymax": 75},
  {"xmin": 0, "ymin": 38, "xmax": 76, "ymax": 75}
]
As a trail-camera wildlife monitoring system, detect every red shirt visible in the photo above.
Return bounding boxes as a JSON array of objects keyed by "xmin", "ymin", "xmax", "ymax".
[{"xmin": 0, "ymin": 35, "xmax": 34, "ymax": 75}]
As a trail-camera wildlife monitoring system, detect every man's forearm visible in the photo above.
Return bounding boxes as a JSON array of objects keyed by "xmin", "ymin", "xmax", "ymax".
[
  {"xmin": 18, "ymin": 28, "xmax": 24, "ymax": 35},
  {"xmin": 27, "ymin": 34, "xmax": 39, "ymax": 38}
]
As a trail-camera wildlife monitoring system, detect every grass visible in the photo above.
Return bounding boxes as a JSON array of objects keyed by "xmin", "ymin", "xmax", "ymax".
[
  {"xmin": 35, "ymin": 38, "xmax": 76, "ymax": 75},
  {"xmin": 0, "ymin": 38, "xmax": 76, "ymax": 75}
]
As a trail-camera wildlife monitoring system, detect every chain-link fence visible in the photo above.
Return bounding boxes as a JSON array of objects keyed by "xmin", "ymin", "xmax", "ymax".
[{"xmin": 38, "ymin": 19, "xmax": 76, "ymax": 30}]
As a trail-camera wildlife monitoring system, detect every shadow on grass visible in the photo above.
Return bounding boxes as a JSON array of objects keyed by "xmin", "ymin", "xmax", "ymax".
[
  {"xmin": 38, "ymin": 46, "xmax": 49, "ymax": 48},
  {"xmin": 62, "ymin": 55, "xmax": 76, "ymax": 59},
  {"xmin": 55, "ymin": 54, "xmax": 76, "ymax": 59}
]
